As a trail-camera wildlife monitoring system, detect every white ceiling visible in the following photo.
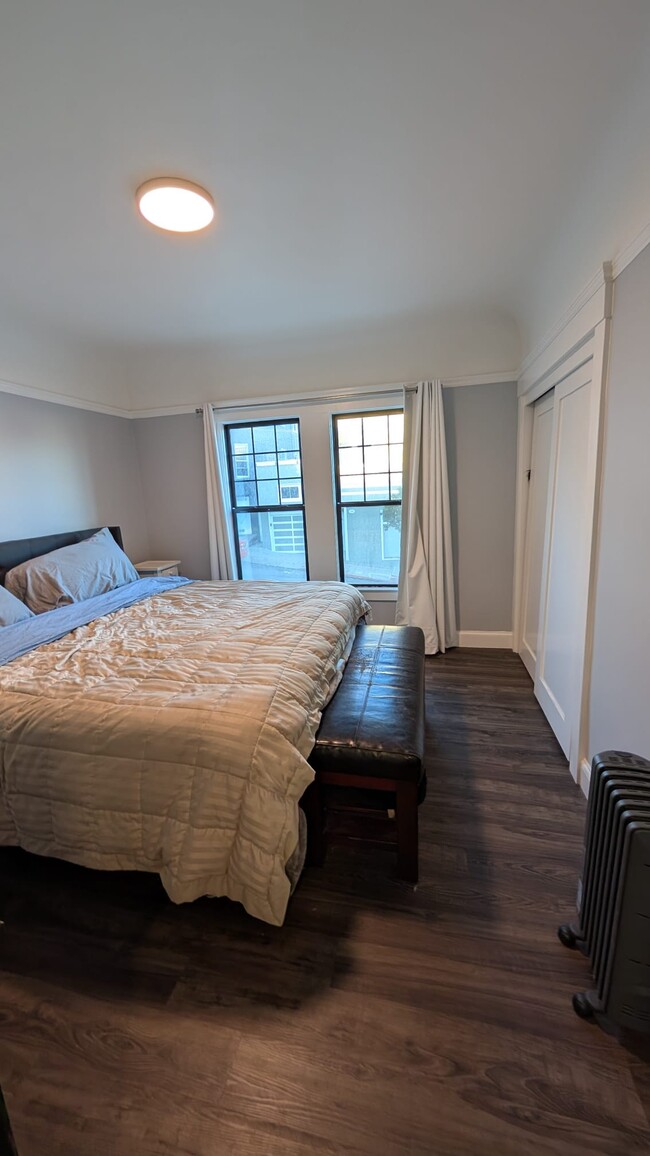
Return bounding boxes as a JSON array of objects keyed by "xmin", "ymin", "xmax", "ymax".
[{"xmin": 1, "ymin": 1, "xmax": 649, "ymax": 371}]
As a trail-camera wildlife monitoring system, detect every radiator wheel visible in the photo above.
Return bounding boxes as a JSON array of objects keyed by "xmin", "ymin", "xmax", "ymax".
[
  {"xmin": 572, "ymin": 992, "xmax": 595, "ymax": 1020},
  {"xmin": 557, "ymin": 923, "xmax": 577, "ymax": 949}
]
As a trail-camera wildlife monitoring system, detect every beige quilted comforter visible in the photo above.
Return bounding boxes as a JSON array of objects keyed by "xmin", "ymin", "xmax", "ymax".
[{"xmin": 0, "ymin": 580, "xmax": 368, "ymax": 925}]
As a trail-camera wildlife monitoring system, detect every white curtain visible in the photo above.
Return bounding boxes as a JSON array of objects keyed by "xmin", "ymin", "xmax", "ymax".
[
  {"xmin": 202, "ymin": 403, "xmax": 236, "ymax": 580},
  {"xmin": 396, "ymin": 381, "xmax": 458, "ymax": 654}
]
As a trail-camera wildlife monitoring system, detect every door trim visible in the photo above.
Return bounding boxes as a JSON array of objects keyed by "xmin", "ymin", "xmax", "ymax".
[
  {"xmin": 534, "ymin": 361, "xmax": 595, "ymax": 759},
  {"xmin": 513, "ymin": 282, "xmax": 612, "ymax": 791},
  {"xmin": 519, "ymin": 390, "xmax": 554, "ymax": 679}
]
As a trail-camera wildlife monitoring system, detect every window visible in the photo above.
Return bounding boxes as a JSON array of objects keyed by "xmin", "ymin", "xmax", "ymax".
[
  {"xmin": 225, "ymin": 419, "xmax": 309, "ymax": 580},
  {"xmin": 218, "ymin": 393, "xmax": 407, "ymax": 595},
  {"xmin": 332, "ymin": 410, "xmax": 404, "ymax": 585}
]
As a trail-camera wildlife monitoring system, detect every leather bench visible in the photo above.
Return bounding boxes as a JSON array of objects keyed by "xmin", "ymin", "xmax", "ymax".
[{"xmin": 305, "ymin": 623, "xmax": 426, "ymax": 882}]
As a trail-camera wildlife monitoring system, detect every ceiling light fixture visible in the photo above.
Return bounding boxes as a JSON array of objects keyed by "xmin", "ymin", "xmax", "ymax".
[{"xmin": 136, "ymin": 177, "xmax": 215, "ymax": 233}]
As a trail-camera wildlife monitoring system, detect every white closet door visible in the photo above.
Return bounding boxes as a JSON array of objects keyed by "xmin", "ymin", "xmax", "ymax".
[
  {"xmin": 534, "ymin": 362, "xmax": 597, "ymax": 759},
  {"xmin": 519, "ymin": 391, "xmax": 554, "ymax": 679}
]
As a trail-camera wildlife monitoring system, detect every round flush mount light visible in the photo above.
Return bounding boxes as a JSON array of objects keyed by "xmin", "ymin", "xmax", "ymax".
[{"xmin": 136, "ymin": 177, "xmax": 215, "ymax": 233}]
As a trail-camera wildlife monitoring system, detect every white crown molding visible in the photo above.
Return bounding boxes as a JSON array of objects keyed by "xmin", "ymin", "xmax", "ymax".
[
  {"xmin": 518, "ymin": 263, "xmax": 613, "ymax": 397},
  {"xmin": 1, "ymin": 370, "xmax": 521, "ymax": 421},
  {"xmin": 519, "ymin": 214, "xmax": 650, "ymax": 390},
  {"xmin": 0, "ymin": 376, "xmax": 131, "ymax": 418},
  {"xmin": 128, "ymin": 372, "xmax": 520, "ymax": 419},
  {"xmin": 458, "ymin": 630, "xmax": 513, "ymax": 649},
  {"xmin": 518, "ymin": 263, "xmax": 612, "ymax": 384},
  {"xmin": 611, "ymin": 218, "xmax": 650, "ymax": 279},
  {"xmin": 442, "ymin": 371, "xmax": 518, "ymax": 389},
  {"xmin": 128, "ymin": 402, "xmax": 200, "ymax": 419}
]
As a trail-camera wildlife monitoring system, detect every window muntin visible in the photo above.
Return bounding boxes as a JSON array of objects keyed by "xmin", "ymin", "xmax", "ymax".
[
  {"xmin": 333, "ymin": 410, "xmax": 404, "ymax": 585},
  {"xmin": 226, "ymin": 419, "xmax": 308, "ymax": 581}
]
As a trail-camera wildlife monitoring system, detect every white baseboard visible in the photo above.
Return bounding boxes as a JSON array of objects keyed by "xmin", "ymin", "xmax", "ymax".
[
  {"xmin": 458, "ymin": 631, "xmax": 513, "ymax": 649},
  {"xmin": 579, "ymin": 757, "xmax": 591, "ymax": 799}
]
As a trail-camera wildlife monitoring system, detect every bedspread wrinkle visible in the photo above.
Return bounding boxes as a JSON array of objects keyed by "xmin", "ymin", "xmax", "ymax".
[{"xmin": 0, "ymin": 580, "xmax": 368, "ymax": 924}]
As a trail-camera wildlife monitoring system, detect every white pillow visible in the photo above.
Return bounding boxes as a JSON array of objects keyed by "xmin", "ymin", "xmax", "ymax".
[
  {"xmin": 5, "ymin": 528, "xmax": 139, "ymax": 614},
  {"xmin": 0, "ymin": 584, "xmax": 35, "ymax": 626}
]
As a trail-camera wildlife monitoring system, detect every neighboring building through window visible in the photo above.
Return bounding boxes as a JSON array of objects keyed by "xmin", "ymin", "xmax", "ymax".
[
  {"xmin": 225, "ymin": 419, "xmax": 308, "ymax": 580},
  {"xmin": 332, "ymin": 410, "xmax": 404, "ymax": 585}
]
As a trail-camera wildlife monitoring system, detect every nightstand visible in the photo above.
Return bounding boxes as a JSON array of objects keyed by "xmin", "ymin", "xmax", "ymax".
[{"xmin": 135, "ymin": 560, "xmax": 181, "ymax": 577}]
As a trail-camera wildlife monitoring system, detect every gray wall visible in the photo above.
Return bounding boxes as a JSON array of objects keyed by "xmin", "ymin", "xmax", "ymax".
[
  {"xmin": 133, "ymin": 413, "xmax": 211, "ymax": 581},
  {"xmin": 588, "ymin": 246, "xmax": 650, "ymax": 760},
  {"xmin": 444, "ymin": 381, "xmax": 518, "ymax": 632},
  {"xmin": 0, "ymin": 391, "xmax": 149, "ymax": 559},
  {"xmin": 135, "ymin": 386, "xmax": 519, "ymax": 631},
  {"xmin": 0, "ymin": 384, "xmax": 518, "ymax": 629}
]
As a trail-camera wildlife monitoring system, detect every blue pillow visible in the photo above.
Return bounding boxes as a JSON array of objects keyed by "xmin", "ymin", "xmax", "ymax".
[
  {"xmin": 5, "ymin": 527, "xmax": 139, "ymax": 614},
  {"xmin": 0, "ymin": 584, "xmax": 34, "ymax": 627}
]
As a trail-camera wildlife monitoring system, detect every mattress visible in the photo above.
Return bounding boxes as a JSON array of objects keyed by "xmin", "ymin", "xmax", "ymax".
[{"xmin": 0, "ymin": 579, "xmax": 368, "ymax": 925}]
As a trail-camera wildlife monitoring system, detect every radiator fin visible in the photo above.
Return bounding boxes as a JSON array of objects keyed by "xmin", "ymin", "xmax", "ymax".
[{"xmin": 565, "ymin": 751, "xmax": 650, "ymax": 1032}]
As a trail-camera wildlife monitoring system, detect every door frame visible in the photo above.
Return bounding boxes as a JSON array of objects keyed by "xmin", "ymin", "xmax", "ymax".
[
  {"xmin": 534, "ymin": 360, "xmax": 597, "ymax": 759},
  {"xmin": 512, "ymin": 264, "xmax": 613, "ymax": 793},
  {"xmin": 519, "ymin": 389, "xmax": 555, "ymax": 679}
]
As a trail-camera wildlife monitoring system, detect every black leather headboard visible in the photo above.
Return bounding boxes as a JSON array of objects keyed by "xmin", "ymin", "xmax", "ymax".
[{"xmin": 0, "ymin": 527, "xmax": 123, "ymax": 586}]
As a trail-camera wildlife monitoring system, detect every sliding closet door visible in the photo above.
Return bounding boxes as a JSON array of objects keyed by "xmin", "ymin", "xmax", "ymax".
[
  {"xmin": 534, "ymin": 362, "xmax": 597, "ymax": 759},
  {"xmin": 519, "ymin": 391, "xmax": 554, "ymax": 679}
]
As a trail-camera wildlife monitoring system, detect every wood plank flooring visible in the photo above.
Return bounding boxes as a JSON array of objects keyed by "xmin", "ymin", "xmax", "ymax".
[{"xmin": 1, "ymin": 649, "xmax": 648, "ymax": 1155}]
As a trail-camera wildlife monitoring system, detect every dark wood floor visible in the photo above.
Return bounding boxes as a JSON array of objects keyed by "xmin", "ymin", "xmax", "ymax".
[{"xmin": 1, "ymin": 650, "xmax": 648, "ymax": 1155}]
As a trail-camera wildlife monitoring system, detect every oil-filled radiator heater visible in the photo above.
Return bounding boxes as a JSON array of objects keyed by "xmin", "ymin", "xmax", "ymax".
[{"xmin": 558, "ymin": 750, "xmax": 650, "ymax": 1031}]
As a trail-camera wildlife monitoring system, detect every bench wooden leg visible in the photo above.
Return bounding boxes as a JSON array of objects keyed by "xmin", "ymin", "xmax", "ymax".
[
  {"xmin": 395, "ymin": 780, "xmax": 419, "ymax": 883},
  {"xmin": 302, "ymin": 778, "xmax": 326, "ymax": 867}
]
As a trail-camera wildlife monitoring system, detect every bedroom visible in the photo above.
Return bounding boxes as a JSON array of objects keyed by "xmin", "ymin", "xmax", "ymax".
[{"xmin": 1, "ymin": 1, "xmax": 650, "ymax": 1153}]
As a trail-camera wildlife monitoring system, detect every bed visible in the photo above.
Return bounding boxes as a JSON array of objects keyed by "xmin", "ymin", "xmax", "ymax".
[{"xmin": 0, "ymin": 527, "xmax": 368, "ymax": 925}]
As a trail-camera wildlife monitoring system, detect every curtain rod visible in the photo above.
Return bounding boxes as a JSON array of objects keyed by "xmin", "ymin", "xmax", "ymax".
[{"xmin": 194, "ymin": 383, "xmax": 418, "ymax": 416}]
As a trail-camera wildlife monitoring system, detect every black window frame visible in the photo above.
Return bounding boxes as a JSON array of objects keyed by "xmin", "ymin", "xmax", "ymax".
[
  {"xmin": 225, "ymin": 417, "xmax": 310, "ymax": 581},
  {"xmin": 332, "ymin": 408, "xmax": 403, "ymax": 587}
]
